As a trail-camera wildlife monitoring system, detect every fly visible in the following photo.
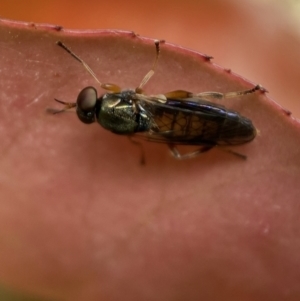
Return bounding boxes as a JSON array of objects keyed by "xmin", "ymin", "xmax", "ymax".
[{"xmin": 52, "ymin": 40, "xmax": 265, "ymax": 161}]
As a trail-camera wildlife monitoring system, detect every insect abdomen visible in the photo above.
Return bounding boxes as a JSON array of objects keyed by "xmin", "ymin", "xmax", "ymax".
[
  {"xmin": 153, "ymin": 106, "xmax": 256, "ymax": 145},
  {"xmin": 217, "ymin": 111, "xmax": 256, "ymax": 145}
]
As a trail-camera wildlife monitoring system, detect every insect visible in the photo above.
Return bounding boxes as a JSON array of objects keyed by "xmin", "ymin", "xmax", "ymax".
[{"xmin": 52, "ymin": 40, "xmax": 264, "ymax": 161}]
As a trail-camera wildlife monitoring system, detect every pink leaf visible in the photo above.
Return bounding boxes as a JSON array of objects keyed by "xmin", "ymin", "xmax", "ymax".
[{"xmin": 0, "ymin": 18, "xmax": 300, "ymax": 301}]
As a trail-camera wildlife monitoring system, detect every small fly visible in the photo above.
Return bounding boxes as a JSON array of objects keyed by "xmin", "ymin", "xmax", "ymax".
[{"xmin": 52, "ymin": 40, "xmax": 264, "ymax": 162}]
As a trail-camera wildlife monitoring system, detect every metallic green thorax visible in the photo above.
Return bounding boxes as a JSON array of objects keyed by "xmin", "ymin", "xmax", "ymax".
[{"xmin": 96, "ymin": 91, "xmax": 152, "ymax": 135}]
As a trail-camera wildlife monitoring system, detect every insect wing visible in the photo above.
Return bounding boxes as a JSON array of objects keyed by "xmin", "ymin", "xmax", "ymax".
[{"xmin": 137, "ymin": 96, "xmax": 255, "ymax": 145}]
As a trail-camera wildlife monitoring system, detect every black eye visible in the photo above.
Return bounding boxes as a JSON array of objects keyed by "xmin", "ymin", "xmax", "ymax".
[{"xmin": 76, "ymin": 87, "xmax": 97, "ymax": 124}]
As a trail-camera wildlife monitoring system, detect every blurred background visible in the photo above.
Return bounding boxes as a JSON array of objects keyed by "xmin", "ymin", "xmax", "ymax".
[{"xmin": 1, "ymin": 0, "xmax": 300, "ymax": 117}]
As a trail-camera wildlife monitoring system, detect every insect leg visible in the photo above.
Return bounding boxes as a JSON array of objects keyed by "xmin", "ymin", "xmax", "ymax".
[
  {"xmin": 56, "ymin": 41, "xmax": 121, "ymax": 93},
  {"xmin": 169, "ymin": 144, "xmax": 247, "ymax": 160},
  {"xmin": 192, "ymin": 85, "xmax": 265, "ymax": 100},
  {"xmin": 136, "ymin": 40, "xmax": 161, "ymax": 93},
  {"xmin": 164, "ymin": 90, "xmax": 193, "ymax": 99},
  {"xmin": 128, "ymin": 136, "xmax": 146, "ymax": 165},
  {"xmin": 169, "ymin": 144, "xmax": 215, "ymax": 159},
  {"xmin": 218, "ymin": 148, "xmax": 247, "ymax": 160}
]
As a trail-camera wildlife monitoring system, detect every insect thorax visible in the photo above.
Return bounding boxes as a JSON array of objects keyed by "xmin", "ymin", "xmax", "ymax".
[{"xmin": 96, "ymin": 90, "xmax": 151, "ymax": 135}]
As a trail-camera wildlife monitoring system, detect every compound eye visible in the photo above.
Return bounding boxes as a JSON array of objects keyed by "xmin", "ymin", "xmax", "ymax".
[{"xmin": 76, "ymin": 87, "xmax": 97, "ymax": 124}]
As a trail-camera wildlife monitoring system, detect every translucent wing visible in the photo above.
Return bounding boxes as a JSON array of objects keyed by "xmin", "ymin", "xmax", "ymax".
[{"xmin": 135, "ymin": 95, "xmax": 256, "ymax": 146}]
